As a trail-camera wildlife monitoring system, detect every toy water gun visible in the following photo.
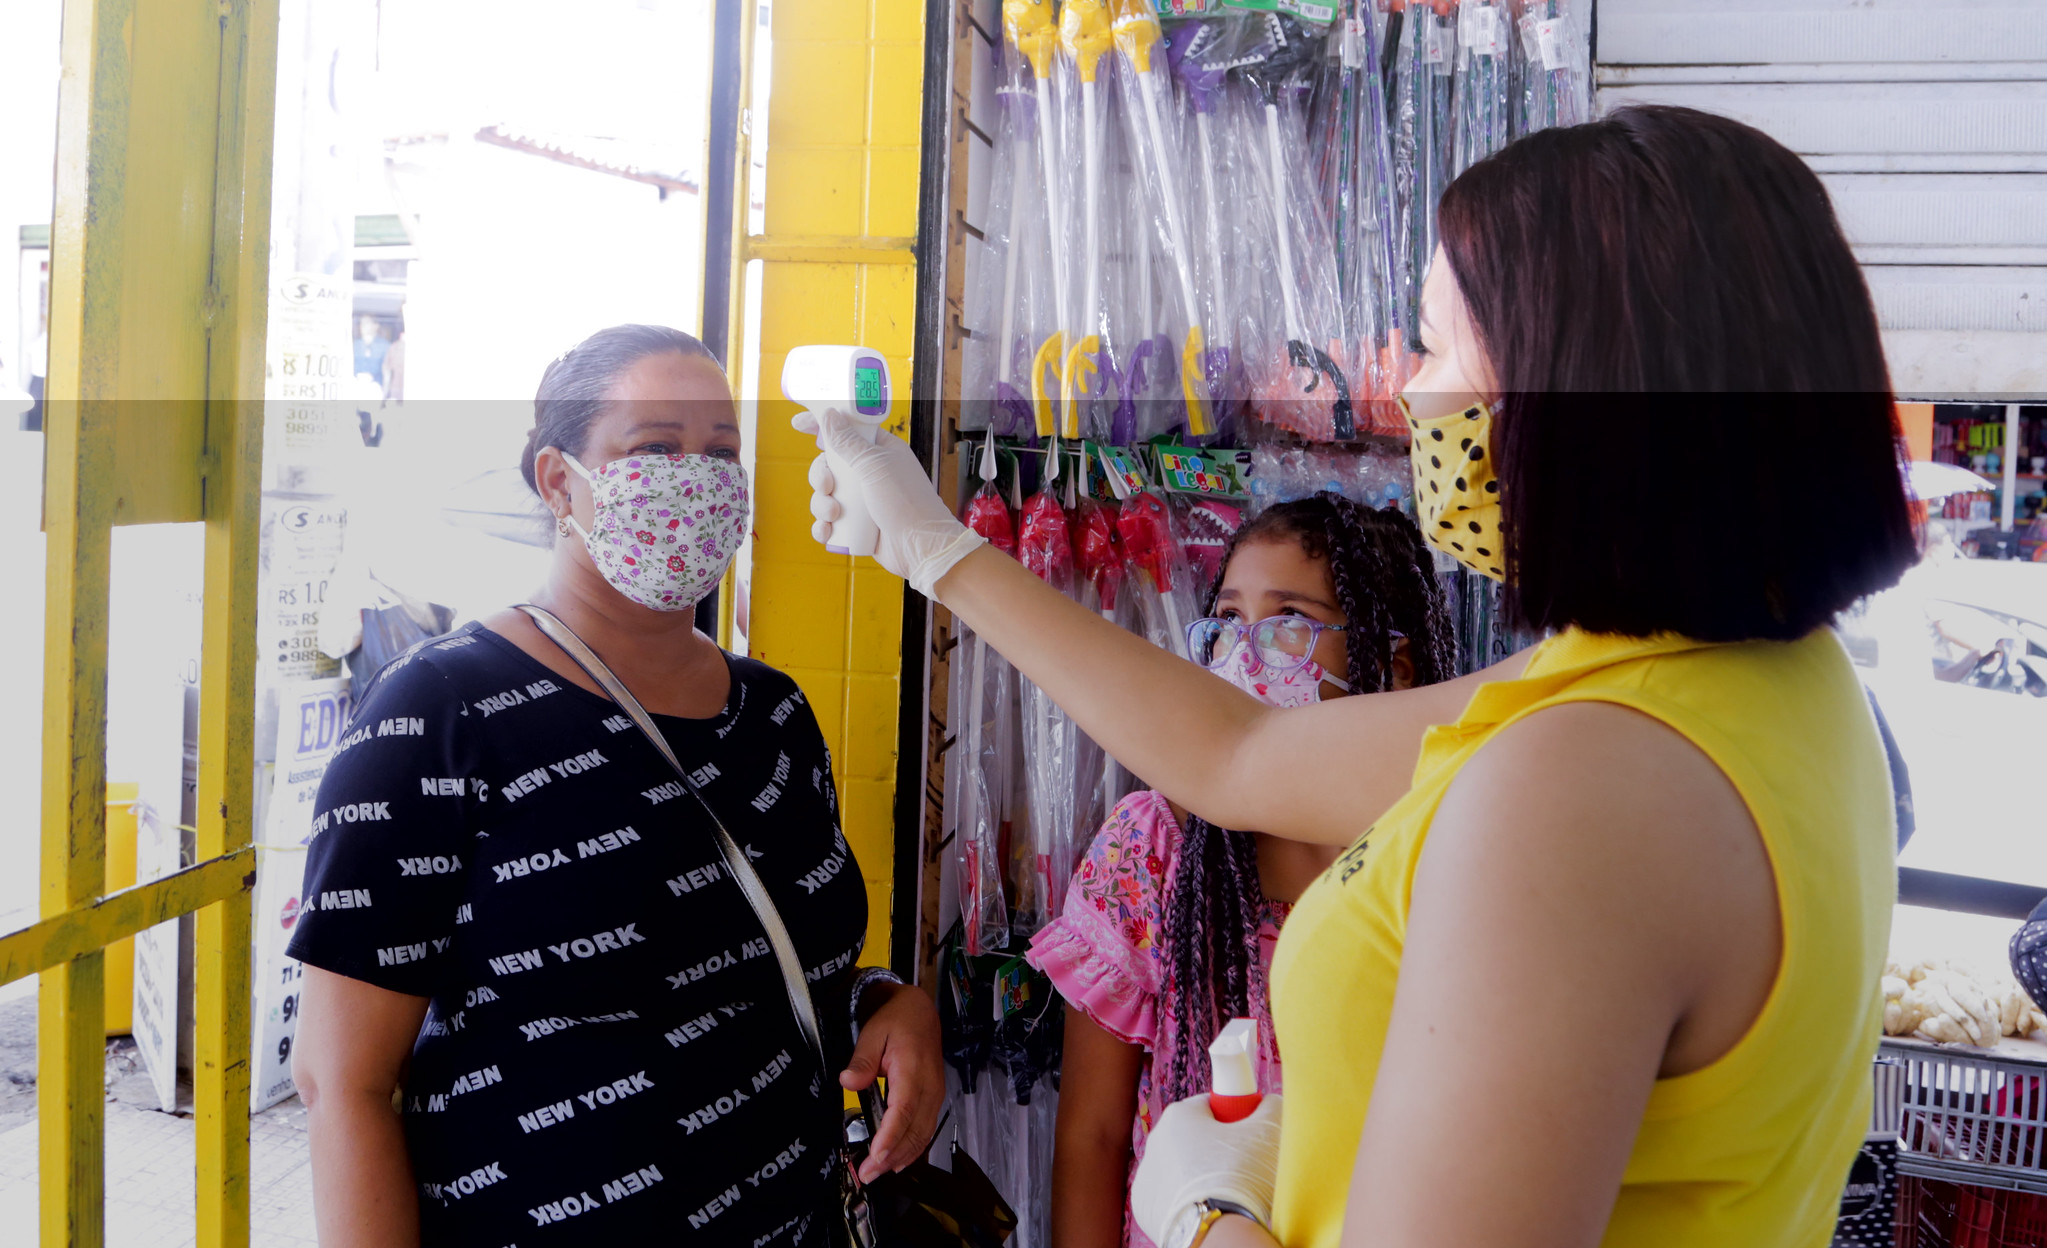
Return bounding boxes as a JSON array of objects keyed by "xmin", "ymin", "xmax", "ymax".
[
  {"xmin": 1113, "ymin": 0, "xmax": 1215, "ymax": 437},
  {"xmin": 1070, "ymin": 492, "xmax": 1124, "ymax": 616},
  {"xmin": 1005, "ymin": 0, "xmax": 1073, "ymax": 438},
  {"xmin": 1117, "ymin": 488, "xmax": 1194, "ymax": 657},
  {"xmin": 1058, "ymin": 0, "xmax": 1114, "ymax": 439}
]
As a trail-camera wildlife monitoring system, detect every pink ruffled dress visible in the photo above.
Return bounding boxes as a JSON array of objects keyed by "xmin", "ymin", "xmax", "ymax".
[{"xmin": 1025, "ymin": 790, "xmax": 1288, "ymax": 1248}]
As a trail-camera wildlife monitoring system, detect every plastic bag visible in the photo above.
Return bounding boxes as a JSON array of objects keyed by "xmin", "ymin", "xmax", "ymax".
[
  {"xmin": 1389, "ymin": 0, "xmax": 1455, "ymax": 353},
  {"xmin": 1246, "ymin": 442, "xmax": 1413, "ymax": 514},
  {"xmin": 965, "ymin": 34, "xmax": 1063, "ymax": 438},
  {"xmin": 1015, "ymin": 481, "xmax": 1082, "ymax": 932},
  {"xmin": 1512, "ymin": 0, "xmax": 1589, "ymax": 138},
  {"xmin": 956, "ymin": 483, "xmax": 1021, "ymax": 955},
  {"xmin": 1451, "ymin": 0, "xmax": 1514, "ymax": 175},
  {"xmin": 1117, "ymin": 488, "xmax": 1202, "ymax": 658},
  {"xmin": 1316, "ymin": 0, "xmax": 1411, "ymax": 430},
  {"xmin": 1226, "ymin": 13, "xmax": 1359, "ymax": 441}
]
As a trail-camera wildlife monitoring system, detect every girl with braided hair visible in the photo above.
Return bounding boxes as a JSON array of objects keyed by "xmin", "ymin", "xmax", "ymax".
[{"xmin": 1027, "ymin": 494, "xmax": 1454, "ymax": 1248}]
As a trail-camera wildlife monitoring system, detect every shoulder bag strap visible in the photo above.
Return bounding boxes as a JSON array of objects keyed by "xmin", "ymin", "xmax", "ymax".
[{"xmin": 516, "ymin": 605, "xmax": 830, "ymax": 1080}]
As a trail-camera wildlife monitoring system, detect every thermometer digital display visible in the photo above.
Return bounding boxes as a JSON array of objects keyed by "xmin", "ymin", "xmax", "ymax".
[{"xmin": 854, "ymin": 364, "xmax": 885, "ymax": 414}]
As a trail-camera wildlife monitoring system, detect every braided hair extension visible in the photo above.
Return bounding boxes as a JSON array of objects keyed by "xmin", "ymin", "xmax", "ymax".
[{"xmin": 1157, "ymin": 493, "xmax": 1455, "ymax": 1103}]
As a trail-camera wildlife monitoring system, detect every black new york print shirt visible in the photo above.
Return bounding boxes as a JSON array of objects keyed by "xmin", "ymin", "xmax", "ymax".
[{"xmin": 287, "ymin": 621, "xmax": 867, "ymax": 1247}]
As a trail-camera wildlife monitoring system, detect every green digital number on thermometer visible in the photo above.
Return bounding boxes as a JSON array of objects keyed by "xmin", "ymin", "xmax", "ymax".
[{"xmin": 854, "ymin": 365, "xmax": 884, "ymax": 413}]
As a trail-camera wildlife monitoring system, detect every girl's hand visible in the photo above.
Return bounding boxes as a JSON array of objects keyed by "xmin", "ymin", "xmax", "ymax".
[
  {"xmin": 1130, "ymin": 1094, "xmax": 1284, "ymax": 1247},
  {"xmin": 839, "ymin": 981, "xmax": 944, "ymax": 1181}
]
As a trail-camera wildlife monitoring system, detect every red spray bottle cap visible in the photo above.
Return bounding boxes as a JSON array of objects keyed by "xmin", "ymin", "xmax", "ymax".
[{"xmin": 1208, "ymin": 1018, "xmax": 1261, "ymax": 1123}]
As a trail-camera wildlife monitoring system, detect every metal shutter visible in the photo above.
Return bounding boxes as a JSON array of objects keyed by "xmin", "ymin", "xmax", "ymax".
[{"xmin": 1595, "ymin": 0, "xmax": 2047, "ymax": 399}]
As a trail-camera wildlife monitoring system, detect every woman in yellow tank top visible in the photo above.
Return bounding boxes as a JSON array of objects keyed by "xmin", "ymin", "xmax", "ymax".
[{"xmin": 798, "ymin": 105, "xmax": 1918, "ymax": 1248}]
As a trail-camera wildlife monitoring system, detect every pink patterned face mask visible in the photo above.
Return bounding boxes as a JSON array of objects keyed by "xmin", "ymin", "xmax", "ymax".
[
  {"xmin": 564, "ymin": 452, "xmax": 750, "ymax": 612},
  {"xmin": 1215, "ymin": 638, "xmax": 1349, "ymax": 709}
]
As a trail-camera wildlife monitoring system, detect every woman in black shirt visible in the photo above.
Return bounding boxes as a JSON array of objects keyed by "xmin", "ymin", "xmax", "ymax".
[{"xmin": 290, "ymin": 324, "xmax": 942, "ymax": 1247}]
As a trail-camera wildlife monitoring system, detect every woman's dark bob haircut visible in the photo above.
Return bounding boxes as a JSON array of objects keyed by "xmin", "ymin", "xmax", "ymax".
[
  {"xmin": 520, "ymin": 323, "xmax": 720, "ymax": 493},
  {"xmin": 1435, "ymin": 105, "xmax": 1917, "ymax": 642}
]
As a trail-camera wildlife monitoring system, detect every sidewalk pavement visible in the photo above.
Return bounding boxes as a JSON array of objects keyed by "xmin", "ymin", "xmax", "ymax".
[{"xmin": 0, "ymin": 997, "xmax": 317, "ymax": 1245}]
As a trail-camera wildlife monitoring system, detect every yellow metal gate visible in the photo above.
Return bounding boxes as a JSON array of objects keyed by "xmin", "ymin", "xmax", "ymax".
[
  {"xmin": 1, "ymin": 0, "xmax": 932, "ymax": 1239},
  {"xmin": 0, "ymin": 0, "xmax": 279, "ymax": 1243}
]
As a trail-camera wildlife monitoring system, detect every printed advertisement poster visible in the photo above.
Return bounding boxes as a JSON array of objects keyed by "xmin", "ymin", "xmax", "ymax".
[
  {"xmin": 264, "ymin": 269, "xmax": 361, "ymax": 497},
  {"xmin": 131, "ymin": 799, "xmax": 184, "ymax": 1113},
  {"xmin": 250, "ymin": 676, "xmax": 352, "ymax": 1111},
  {"xmin": 259, "ymin": 496, "xmax": 349, "ymax": 689}
]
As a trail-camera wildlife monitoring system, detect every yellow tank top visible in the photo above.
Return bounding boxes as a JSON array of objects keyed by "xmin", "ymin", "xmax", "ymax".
[{"xmin": 1268, "ymin": 628, "xmax": 1894, "ymax": 1248}]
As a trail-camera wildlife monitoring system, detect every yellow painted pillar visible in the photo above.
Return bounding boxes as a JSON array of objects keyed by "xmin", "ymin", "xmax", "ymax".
[
  {"xmin": 40, "ymin": 0, "xmax": 277, "ymax": 1243},
  {"xmin": 745, "ymin": 0, "xmax": 925, "ymax": 965}
]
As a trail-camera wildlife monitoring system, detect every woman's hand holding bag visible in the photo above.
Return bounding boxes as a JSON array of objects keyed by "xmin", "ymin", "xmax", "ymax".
[
  {"xmin": 1130, "ymin": 1094, "xmax": 1284, "ymax": 1247},
  {"xmin": 840, "ymin": 982, "xmax": 945, "ymax": 1183}
]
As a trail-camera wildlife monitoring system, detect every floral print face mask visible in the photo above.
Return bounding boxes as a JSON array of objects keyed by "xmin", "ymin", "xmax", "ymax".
[{"xmin": 563, "ymin": 452, "xmax": 750, "ymax": 612}]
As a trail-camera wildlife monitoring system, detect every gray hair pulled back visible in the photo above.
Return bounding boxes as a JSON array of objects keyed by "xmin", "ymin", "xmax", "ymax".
[{"xmin": 520, "ymin": 324, "xmax": 720, "ymax": 493}]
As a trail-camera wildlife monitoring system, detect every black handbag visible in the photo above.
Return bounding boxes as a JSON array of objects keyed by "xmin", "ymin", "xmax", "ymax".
[{"xmin": 520, "ymin": 606, "xmax": 1016, "ymax": 1248}]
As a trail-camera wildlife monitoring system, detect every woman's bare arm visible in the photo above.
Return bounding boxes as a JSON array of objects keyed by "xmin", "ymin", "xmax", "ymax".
[
  {"xmin": 1339, "ymin": 703, "xmax": 1779, "ymax": 1247},
  {"xmin": 295, "ymin": 967, "xmax": 432, "ymax": 1248},
  {"xmin": 1052, "ymin": 1011, "xmax": 1146, "ymax": 1248},
  {"xmin": 936, "ymin": 546, "xmax": 1526, "ymax": 844}
]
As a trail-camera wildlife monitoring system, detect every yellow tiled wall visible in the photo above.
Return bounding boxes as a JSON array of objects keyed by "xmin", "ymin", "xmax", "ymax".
[{"xmin": 747, "ymin": 0, "xmax": 924, "ymax": 967}]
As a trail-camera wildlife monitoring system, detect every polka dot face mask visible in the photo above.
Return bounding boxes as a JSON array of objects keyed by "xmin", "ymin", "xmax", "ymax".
[
  {"xmin": 1402, "ymin": 396, "xmax": 1504, "ymax": 582},
  {"xmin": 563, "ymin": 452, "xmax": 750, "ymax": 611}
]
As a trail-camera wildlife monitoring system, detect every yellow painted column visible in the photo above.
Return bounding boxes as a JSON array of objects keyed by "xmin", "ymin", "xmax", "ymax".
[
  {"xmin": 40, "ymin": 0, "xmax": 278, "ymax": 1243},
  {"xmin": 746, "ymin": 0, "xmax": 925, "ymax": 964}
]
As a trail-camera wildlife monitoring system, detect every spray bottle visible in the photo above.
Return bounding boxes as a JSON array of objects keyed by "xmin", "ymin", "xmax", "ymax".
[{"xmin": 1208, "ymin": 1017, "xmax": 1262, "ymax": 1123}]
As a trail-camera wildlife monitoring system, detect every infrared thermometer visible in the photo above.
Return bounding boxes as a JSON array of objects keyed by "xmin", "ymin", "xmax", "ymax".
[{"xmin": 783, "ymin": 345, "xmax": 893, "ymax": 557}]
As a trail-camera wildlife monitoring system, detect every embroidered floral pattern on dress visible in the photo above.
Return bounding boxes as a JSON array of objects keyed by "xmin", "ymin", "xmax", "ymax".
[{"xmin": 1026, "ymin": 790, "xmax": 1292, "ymax": 1248}]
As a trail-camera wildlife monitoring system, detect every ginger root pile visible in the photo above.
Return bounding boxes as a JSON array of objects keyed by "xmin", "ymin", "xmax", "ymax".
[{"xmin": 1883, "ymin": 959, "xmax": 2047, "ymax": 1047}]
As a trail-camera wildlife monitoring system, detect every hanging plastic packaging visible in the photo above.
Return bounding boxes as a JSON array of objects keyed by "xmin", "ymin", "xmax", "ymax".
[
  {"xmin": 1058, "ymin": 0, "xmax": 1118, "ymax": 441},
  {"xmin": 1117, "ymin": 486, "xmax": 1202, "ymax": 659},
  {"xmin": 1006, "ymin": 0, "xmax": 1076, "ymax": 440},
  {"xmin": 1171, "ymin": 15, "xmax": 1255, "ymax": 441},
  {"xmin": 965, "ymin": 26, "xmax": 1062, "ymax": 438},
  {"xmin": 1069, "ymin": 486, "xmax": 1134, "ymax": 840},
  {"xmin": 1015, "ymin": 467, "xmax": 1083, "ymax": 934},
  {"xmin": 1316, "ymin": 0, "xmax": 1411, "ymax": 432},
  {"xmin": 956, "ymin": 444, "xmax": 1021, "ymax": 956},
  {"xmin": 1451, "ymin": 0, "xmax": 1513, "ymax": 175},
  {"xmin": 1511, "ymin": 0, "xmax": 1588, "ymax": 137},
  {"xmin": 1231, "ymin": 12, "xmax": 1359, "ymax": 440},
  {"xmin": 1389, "ymin": 0, "xmax": 1454, "ymax": 353},
  {"xmin": 1246, "ymin": 441, "xmax": 1413, "ymax": 514},
  {"xmin": 939, "ymin": 934, "xmax": 1063, "ymax": 1248},
  {"xmin": 1111, "ymin": 0, "xmax": 1217, "ymax": 441}
]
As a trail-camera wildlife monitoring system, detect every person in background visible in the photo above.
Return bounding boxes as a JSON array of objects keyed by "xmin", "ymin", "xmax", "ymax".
[
  {"xmin": 382, "ymin": 309, "xmax": 406, "ymax": 403},
  {"xmin": 291, "ymin": 323, "xmax": 942, "ymax": 1248},
  {"xmin": 1032, "ymin": 496, "xmax": 1455, "ymax": 1248},
  {"xmin": 803, "ymin": 104, "xmax": 1916, "ymax": 1248},
  {"xmin": 354, "ymin": 313, "xmax": 389, "ymax": 387}
]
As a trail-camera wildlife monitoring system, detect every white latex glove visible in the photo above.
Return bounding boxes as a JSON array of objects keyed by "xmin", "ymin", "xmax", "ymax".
[
  {"xmin": 795, "ymin": 408, "xmax": 985, "ymax": 599},
  {"xmin": 1131, "ymin": 1094, "xmax": 1283, "ymax": 1248}
]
